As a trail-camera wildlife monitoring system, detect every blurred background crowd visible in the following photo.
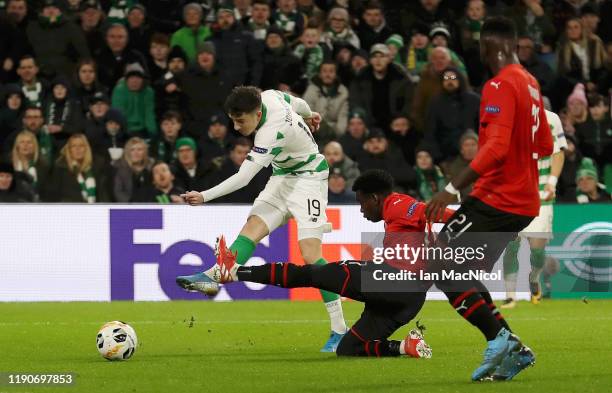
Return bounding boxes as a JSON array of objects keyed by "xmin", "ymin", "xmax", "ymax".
[{"xmin": 0, "ymin": 0, "xmax": 610, "ymax": 204}]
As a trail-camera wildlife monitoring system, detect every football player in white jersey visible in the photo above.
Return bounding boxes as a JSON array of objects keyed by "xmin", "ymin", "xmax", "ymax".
[
  {"xmin": 501, "ymin": 110, "xmax": 567, "ymax": 308},
  {"xmin": 177, "ymin": 86, "xmax": 348, "ymax": 352}
]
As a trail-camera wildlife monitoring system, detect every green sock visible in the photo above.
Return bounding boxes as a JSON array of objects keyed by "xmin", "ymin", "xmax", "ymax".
[
  {"xmin": 314, "ymin": 258, "xmax": 340, "ymax": 303},
  {"xmin": 529, "ymin": 248, "xmax": 545, "ymax": 284},
  {"xmin": 503, "ymin": 239, "xmax": 520, "ymax": 300},
  {"xmin": 230, "ymin": 235, "xmax": 257, "ymax": 266},
  {"xmin": 503, "ymin": 239, "xmax": 520, "ymax": 276}
]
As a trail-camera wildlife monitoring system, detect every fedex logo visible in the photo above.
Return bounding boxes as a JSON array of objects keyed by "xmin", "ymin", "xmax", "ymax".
[{"xmin": 109, "ymin": 209, "xmax": 289, "ymax": 301}]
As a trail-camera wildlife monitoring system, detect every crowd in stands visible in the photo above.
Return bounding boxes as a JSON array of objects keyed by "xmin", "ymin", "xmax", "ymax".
[{"xmin": 0, "ymin": 0, "xmax": 610, "ymax": 204}]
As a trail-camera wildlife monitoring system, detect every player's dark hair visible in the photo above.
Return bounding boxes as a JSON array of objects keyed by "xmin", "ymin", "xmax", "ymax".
[
  {"xmin": 481, "ymin": 16, "xmax": 517, "ymax": 41},
  {"xmin": 224, "ymin": 86, "xmax": 262, "ymax": 116},
  {"xmin": 352, "ymin": 169, "xmax": 394, "ymax": 195}
]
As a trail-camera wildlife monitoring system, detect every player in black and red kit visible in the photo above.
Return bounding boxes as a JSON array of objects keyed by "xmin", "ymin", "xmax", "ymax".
[
  {"xmin": 205, "ymin": 170, "xmax": 453, "ymax": 358},
  {"xmin": 426, "ymin": 16, "xmax": 554, "ymax": 381}
]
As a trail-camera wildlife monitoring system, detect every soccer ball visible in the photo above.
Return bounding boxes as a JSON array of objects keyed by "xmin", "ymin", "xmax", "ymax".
[{"xmin": 96, "ymin": 321, "xmax": 138, "ymax": 361}]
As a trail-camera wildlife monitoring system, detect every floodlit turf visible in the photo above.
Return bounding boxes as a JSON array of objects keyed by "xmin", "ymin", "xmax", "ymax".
[{"xmin": 0, "ymin": 299, "xmax": 610, "ymax": 393}]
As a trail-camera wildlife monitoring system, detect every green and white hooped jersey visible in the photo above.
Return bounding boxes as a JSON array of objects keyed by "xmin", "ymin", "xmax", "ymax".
[
  {"xmin": 247, "ymin": 90, "xmax": 329, "ymax": 178},
  {"xmin": 539, "ymin": 110, "xmax": 568, "ymax": 205}
]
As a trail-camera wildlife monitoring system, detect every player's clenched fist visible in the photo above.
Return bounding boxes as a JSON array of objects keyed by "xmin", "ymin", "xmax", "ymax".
[
  {"xmin": 305, "ymin": 112, "xmax": 322, "ymax": 132},
  {"xmin": 181, "ymin": 191, "xmax": 204, "ymax": 205}
]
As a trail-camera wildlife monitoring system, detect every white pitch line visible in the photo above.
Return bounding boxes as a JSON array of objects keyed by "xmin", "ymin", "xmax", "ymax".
[{"xmin": 0, "ymin": 316, "xmax": 611, "ymax": 327}]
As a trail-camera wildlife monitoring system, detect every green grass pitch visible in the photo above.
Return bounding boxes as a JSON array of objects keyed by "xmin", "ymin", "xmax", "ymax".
[{"xmin": 1, "ymin": 299, "xmax": 610, "ymax": 393}]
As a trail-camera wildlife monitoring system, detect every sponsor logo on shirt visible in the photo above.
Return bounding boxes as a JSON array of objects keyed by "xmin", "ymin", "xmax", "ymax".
[
  {"xmin": 252, "ymin": 146, "xmax": 268, "ymax": 154},
  {"xmin": 485, "ymin": 105, "xmax": 501, "ymax": 114},
  {"xmin": 406, "ymin": 201, "xmax": 418, "ymax": 217},
  {"xmin": 490, "ymin": 81, "xmax": 501, "ymax": 89}
]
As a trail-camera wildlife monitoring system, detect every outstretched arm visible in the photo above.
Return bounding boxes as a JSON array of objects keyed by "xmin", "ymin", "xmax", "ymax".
[{"xmin": 181, "ymin": 160, "xmax": 263, "ymax": 204}]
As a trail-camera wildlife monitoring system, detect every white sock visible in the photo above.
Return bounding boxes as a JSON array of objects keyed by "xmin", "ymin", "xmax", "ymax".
[
  {"xmin": 204, "ymin": 264, "xmax": 238, "ymax": 282},
  {"xmin": 399, "ymin": 339, "xmax": 407, "ymax": 355},
  {"xmin": 325, "ymin": 299, "xmax": 347, "ymax": 334},
  {"xmin": 505, "ymin": 273, "xmax": 517, "ymax": 300}
]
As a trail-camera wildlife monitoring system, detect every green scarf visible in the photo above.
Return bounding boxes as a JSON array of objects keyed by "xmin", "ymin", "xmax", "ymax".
[
  {"xmin": 294, "ymin": 44, "xmax": 324, "ymax": 79},
  {"xmin": 15, "ymin": 160, "xmax": 38, "ymax": 189},
  {"xmin": 38, "ymin": 127, "xmax": 54, "ymax": 164},
  {"xmin": 415, "ymin": 166, "xmax": 446, "ymax": 202},
  {"xmin": 156, "ymin": 193, "xmax": 170, "ymax": 204},
  {"xmin": 76, "ymin": 168, "xmax": 96, "ymax": 203},
  {"xmin": 275, "ymin": 10, "xmax": 299, "ymax": 34}
]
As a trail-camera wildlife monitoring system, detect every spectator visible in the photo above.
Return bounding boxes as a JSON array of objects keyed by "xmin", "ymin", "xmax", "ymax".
[
  {"xmin": 563, "ymin": 82, "xmax": 589, "ymax": 136},
  {"xmin": 79, "ymin": 0, "xmax": 106, "ymax": 56},
  {"xmin": 170, "ymin": 3, "xmax": 211, "ymax": 64},
  {"xmin": 425, "ymin": 66, "xmax": 479, "ymax": 162},
  {"xmin": 260, "ymin": 26, "xmax": 303, "ymax": 91},
  {"xmin": 303, "ymin": 61, "xmax": 349, "ymax": 138},
  {"xmin": 111, "ymin": 62, "xmax": 157, "ymax": 139},
  {"xmin": 45, "ymin": 133, "xmax": 111, "ymax": 202},
  {"xmin": 459, "ymin": 0, "xmax": 486, "ymax": 87},
  {"xmin": 131, "ymin": 160, "xmax": 184, "ymax": 203},
  {"xmin": 323, "ymin": 141, "xmax": 359, "ymax": 189},
  {"xmin": 575, "ymin": 157, "xmax": 610, "ymax": 203},
  {"xmin": 509, "ymin": 0, "xmax": 556, "ymax": 48},
  {"xmin": 576, "ymin": 93, "xmax": 611, "ymax": 168},
  {"xmin": 113, "ymin": 136, "xmax": 154, "ymax": 202},
  {"xmin": 42, "ymin": 75, "xmax": 84, "ymax": 149},
  {"xmin": 556, "ymin": 17, "xmax": 608, "ymax": 99},
  {"xmin": 328, "ymin": 168, "xmax": 356, "ymax": 204},
  {"xmin": 414, "ymin": 143, "xmax": 446, "ymax": 202},
  {"xmin": 85, "ymin": 94, "xmax": 127, "ymax": 162},
  {"xmin": 428, "ymin": 23, "xmax": 467, "ymax": 74},
  {"xmin": 356, "ymin": 128, "xmax": 416, "ymax": 193},
  {"xmin": 2, "ymin": 106, "xmax": 53, "ymax": 163},
  {"xmin": 0, "ymin": 84, "xmax": 25, "ymax": 147},
  {"xmin": 245, "ymin": 0, "xmax": 271, "ymax": 41},
  {"xmin": 211, "ymin": 137, "xmax": 269, "ymax": 203},
  {"xmin": 150, "ymin": 110, "xmax": 185, "ymax": 163},
  {"xmin": 233, "ymin": 0, "xmax": 253, "ymax": 25},
  {"xmin": 356, "ymin": 1, "xmax": 392, "ymax": 52},
  {"xmin": 172, "ymin": 136, "xmax": 215, "ymax": 191},
  {"xmin": 272, "ymin": 0, "xmax": 305, "ymax": 44},
  {"xmin": 10, "ymin": 130, "xmax": 51, "ymax": 201},
  {"xmin": 26, "ymin": 0, "xmax": 90, "ymax": 79},
  {"xmin": 210, "ymin": 5, "xmax": 263, "ymax": 87},
  {"xmin": 147, "ymin": 33, "xmax": 171, "ymax": 83},
  {"xmin": 402, "ymin": 21, "xmax": 431, "ymax": 83},
  {"xmin": 388, "ymin": 115, "xmax": 421, "ymax": 166},
  {"xmin": 126, "ymin": 4, "xmax": 152, "ymax": 56},
  {"xmin": 320, "ymin": 7, "xmax": 360, "ymax": 51},
  {"xmin": 16, "ymin": 56, "xmax": 48, "ymax": 108},
  {"xmin": 0, "ymin": 161, "xmax": 33, "ymax": 202},
  {"xmin": 199, "ymin": 112, "xmax": 234, "ymax": 166},
  {"xmin": 95, "ymin": 23, "xmax": 148, "ymax": 89},
  {"xmin": 580, "ymin": 3, "xmax": 600, "ymax": 39},
  {"xmin": 411, "ymin": 47, "xmax": 455, "ymax": 133},
  {"xmin": 294, "ymin": 25, "xmax": 327, "ymax": 80},
  {"xmin": 0, "ymin": 0, "xmax": 31, "ymax": 82},
  {"xmin": 334, "ymin": 43, "xmax": 362, "ymax": 87},
  {"xmin": 350, "ymin": 43, "xmax": 413, "ymax": 129},
  {"xmin": 401, "ymin": 0, "xmax": 458, "ymax": 50},
  {"xmin": 154, "ymin": 45, "xmax": 188, "ymax": 118},
  {"xmin": 558, "ymin": 134, "xmax": 582, "ymax": 201},
  {"xmin": 72, "ymin": 58, "xmax": 109, "ymax": 115},
  {"xmin": 385, "ymin": 34, "xmax": 404, "ymax": 66},
  {"xmin": 175, "ymin": 42, "xmax": 230, "ymax": 137},
  {"xmin": 339, "ymin": 108, "xmax": 369, "ymax": 161},
  {"xmin": 297, "ymin": 0, "xmax": 324, "ymax": 28},
  {"xmin": 517, "ymin": 35, "xmax": 554, "ymax": 98},
  {"xmin": 442, "ymin": 130, "xmax": 478, "ymax": 199}
]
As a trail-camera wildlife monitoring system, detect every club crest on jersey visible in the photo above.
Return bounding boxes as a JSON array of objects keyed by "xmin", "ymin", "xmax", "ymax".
[
  {"xmin": 252, "ymin": 146, "xmax": 268, "ymax": 154},
  {"xmin": 485, "ymin": 105, "xmax": 501, "ymax": 114}
]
